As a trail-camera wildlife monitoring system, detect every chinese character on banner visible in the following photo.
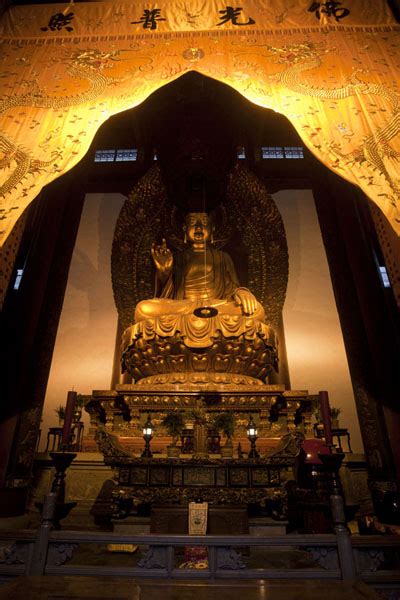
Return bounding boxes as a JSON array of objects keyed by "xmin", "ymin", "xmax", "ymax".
[
  {"xmin": 131, "ymin": 9, "xmax": 166, "ymax": 30},
  {"xmin": 217, "ymin": 6, "xmax": 256, "ymax": 26},
  {"xmin": 308, "ymin": 1, "xmax": 350, "ymax": 21},
  {"xmin": 41, "ymin": 12, "xmax": 75, "ymax": 32}
]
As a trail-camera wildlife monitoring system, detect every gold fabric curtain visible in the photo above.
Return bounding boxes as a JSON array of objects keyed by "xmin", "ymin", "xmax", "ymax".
[{"xmin": 1, "ymin": 0, "xmax": 400, "ymax": 254}]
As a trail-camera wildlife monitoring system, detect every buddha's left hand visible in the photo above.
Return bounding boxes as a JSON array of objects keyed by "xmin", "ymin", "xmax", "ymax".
[{"xmin": 233, "ymin": 288, "xmax": 258, "ymax": 316}]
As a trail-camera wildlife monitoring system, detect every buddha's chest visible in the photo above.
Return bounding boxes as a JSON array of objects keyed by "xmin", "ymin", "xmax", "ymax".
[{"xmin": 184, "ymin": 252, "xmax": 213, "ymax": 281}]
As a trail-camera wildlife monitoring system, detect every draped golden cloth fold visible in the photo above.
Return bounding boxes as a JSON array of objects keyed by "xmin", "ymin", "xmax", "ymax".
[
  {"xmin": 123, "ymin": 312, "xmax": 275, "ymax": 349},
  {"xmin": 1, "ymin": 0, "xmax": 400, "ymax": 257}
]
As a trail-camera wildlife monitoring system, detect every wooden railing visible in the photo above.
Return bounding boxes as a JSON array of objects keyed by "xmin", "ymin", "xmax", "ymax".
[
  {"xmin": 0, "ymin": 463, "xmax": 398, "ymax": 587},
  {"xmin": 0, "ymin": 527, "xmax": 399, "ymax": 585}
]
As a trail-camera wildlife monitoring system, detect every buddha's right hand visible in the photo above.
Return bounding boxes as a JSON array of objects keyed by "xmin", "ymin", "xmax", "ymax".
[{"xmin": 151, "ymin": 238, "xmax": 173, "ymax": 276}]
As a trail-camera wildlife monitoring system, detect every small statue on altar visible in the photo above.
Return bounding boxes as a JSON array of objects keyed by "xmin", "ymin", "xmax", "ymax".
[{"xmin": 135, "ymin": 213, "xmax": 265, "ymax": 336}]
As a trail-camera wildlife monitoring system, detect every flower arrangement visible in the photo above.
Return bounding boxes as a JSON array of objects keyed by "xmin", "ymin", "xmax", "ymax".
[
  {"xmin": 55, "ymin": 405, "xmax": 65, "ymax": 425},
  {"xmin": 161, "ymin": 410, "xmax": 186, "ymax": 446},
  {"xmin": 330, "ymin": 406, "xmax": 342, "ymax": 428},
  {"xmin": 76, "ymin": 394, "xmax": 85, "ymax": 408},
  {"xmin": 212, "ymin": 413, "xmax": 235, "ymax": 446}
]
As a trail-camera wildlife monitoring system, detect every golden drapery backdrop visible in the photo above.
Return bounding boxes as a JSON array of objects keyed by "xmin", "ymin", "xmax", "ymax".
[{"xmin": 1, "ymin": 0, "xmax": 400, "ymax": 259}]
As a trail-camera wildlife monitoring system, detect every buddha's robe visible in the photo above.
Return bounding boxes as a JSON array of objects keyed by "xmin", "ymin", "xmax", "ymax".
[{"xmin": 135, "ymin": 247, "xmax": 264, "ymax": 319}]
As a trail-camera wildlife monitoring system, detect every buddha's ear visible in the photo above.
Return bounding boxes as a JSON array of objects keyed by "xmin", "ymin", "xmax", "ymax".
[{"xmin": 183, "ymin": 225, "xmax": 187, "ymax": 244}]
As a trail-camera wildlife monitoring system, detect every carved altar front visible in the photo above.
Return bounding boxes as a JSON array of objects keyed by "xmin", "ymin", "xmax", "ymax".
[
  {"xmin": 94, "ymin": 426, "xmax": 305, "ymax": 512},
  {"xmin": 84, "ymin": 385, "xmax": 313, "ymax": 456},
  {"xmin": 109, "ymin": 457, "xmax": 290, "ymax": 506}
]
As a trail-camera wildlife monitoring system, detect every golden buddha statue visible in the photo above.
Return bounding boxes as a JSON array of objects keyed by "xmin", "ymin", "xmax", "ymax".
[
  {"xmin": 135, "ymin": 212, "xmax": 265, "ymax": 324},
  {"xmin": 122, "ymin": 212, "xmax": 278, "ymax": 386}
]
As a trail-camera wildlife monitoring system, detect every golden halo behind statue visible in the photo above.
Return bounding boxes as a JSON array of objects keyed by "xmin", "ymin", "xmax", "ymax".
[{"xmin": 111, "ymin": 164, "xmax": 288, "ymax": 331}]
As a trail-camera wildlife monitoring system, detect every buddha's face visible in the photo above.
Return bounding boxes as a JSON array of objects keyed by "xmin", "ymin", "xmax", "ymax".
[{"xmin": 184, "ymin": 213, "xmax": 212, "ymax": 245}]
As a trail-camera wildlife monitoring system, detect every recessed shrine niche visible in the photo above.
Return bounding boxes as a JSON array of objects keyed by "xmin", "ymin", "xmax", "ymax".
[
  {"xmin": 99, "ymin": 97, "xmax": 295, "ymax": 460},
  {"xmin": 110, "ymin": 77, "xmax": 288, "ymax": 388},
  {"xmin": 111, "ymin": 165, "xmax": 289, "ymax": 389},
  {"xmin": 43, "ymin": 73, "xmax": 362, "ymax": 455}
]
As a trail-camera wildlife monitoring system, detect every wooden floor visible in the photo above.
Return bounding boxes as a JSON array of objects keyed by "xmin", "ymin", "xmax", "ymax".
[{"xmin": 0, "ymin": 576, "xmax": 380, "ymax": 600}]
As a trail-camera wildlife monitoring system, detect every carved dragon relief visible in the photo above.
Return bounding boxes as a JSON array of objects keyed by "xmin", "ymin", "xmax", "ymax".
[
  {"xmin": 0, "ymin": 48, "xmax": 134, "ymax": 204},
  {"xmin": 265, "ymin": 40, "xmax": 400, "ymax": 212}
]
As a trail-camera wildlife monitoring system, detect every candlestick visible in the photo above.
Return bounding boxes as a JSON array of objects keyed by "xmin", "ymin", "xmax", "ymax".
[
  {"xmin": 319, "ymin": 390, "xmax": 333, "ymax": 447},
  {"xmin": 62, "ymin": 391, "xmax": 77, "ymax": 447}
]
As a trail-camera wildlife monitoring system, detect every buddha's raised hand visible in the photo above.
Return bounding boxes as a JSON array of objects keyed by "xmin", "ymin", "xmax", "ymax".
[{"xmin": 151, "ymin": 238, "xmax": 173, "ymax": 275}]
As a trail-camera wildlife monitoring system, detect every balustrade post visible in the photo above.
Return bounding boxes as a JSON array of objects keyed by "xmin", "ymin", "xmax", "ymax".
[
  {"xmin": 167, "ymin": 545, "xmax": 174, "ymax": 577},
  {"xmin": 29, "ymin": 451, "xmax": 77, "ymax": 575},
  {"xmin": 208, "ymin": 545, "xmax": 217, "ymax": 579},
  {"xmin": 28, "ymin": 491, "xmax": 57, "ymax": 575},
  {"xmin": 319, "ymin": 453, "xmax": 356, "ymax": 580}
]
